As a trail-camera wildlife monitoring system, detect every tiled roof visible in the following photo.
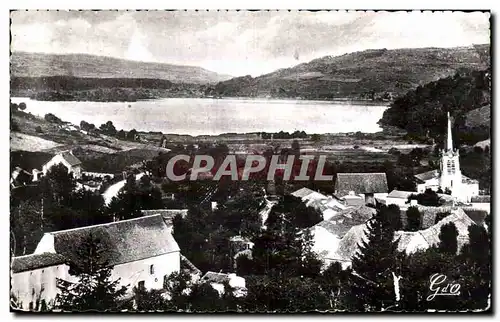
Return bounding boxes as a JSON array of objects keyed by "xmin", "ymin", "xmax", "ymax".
[
  {"xmin": 387, "ymin": 190, "xmax": 415, "ymax": 199},
  {"xmin": 461, "ymin": 208, "xmax": 488, "ymax": 225},
  {"xmin": 291, "ymin": 187, "xmax": 317, "ymax": 199},
  {"xmin": 471, "ymin": 195, "xmax": 490, "ymax": 203},
  {"xmin": 335, "ymin": 173, "xmax": 388, "ymax": 196},
  {"xmin": 49, "ymin": 214, "xmax": 179, "ymax": 267},
  {"xmin": 414, "ymin": 169, "xmax": 439, "ymax": 182},
  {"xmin": 315, "ymin": 206, "xmax": 376, "ymax": 238},
  {"xmin": 60, "ymin": 152, "xmax": 82, "ymax": 166},
  {"xmin": 11, "ymin": 253, "xmax": 65, "ymax": 273},
  {"xmin": 140, "ymin": 209, "xmax": 188, "ymax": 223},
  {"xmin": 201, "ymin": 271, "xmax": 230, "ymax": 284},
  {"xmin": 462, "ymin": 175, "xmax": 479, "ymax": 184},
  {"xmin": 333, "ymin": 207, "xmax": 476, "ymax": 261},
  {"xmin": 418, "ymin": 209, "xmax": 475, "ymax": 251}
]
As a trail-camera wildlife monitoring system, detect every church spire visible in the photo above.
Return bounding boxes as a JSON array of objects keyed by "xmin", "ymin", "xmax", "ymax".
[{"xmin": 446, "ymin": 112, "xmax": 453, "ymax": 151}]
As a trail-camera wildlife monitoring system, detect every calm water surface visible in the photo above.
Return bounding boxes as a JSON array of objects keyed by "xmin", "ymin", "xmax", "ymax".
[{"xmin": 11, "ymin": 97, "xmax": 388, "ymax": 136}]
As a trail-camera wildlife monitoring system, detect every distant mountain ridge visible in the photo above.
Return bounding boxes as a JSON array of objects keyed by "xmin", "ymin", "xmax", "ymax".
[
  {"xmin": 210, "ymin": 45, "xmax": 490, "ymax": 100},
  {"xmin": 10, "ymin": 52, "xmax": 233, "ymax": 84}
]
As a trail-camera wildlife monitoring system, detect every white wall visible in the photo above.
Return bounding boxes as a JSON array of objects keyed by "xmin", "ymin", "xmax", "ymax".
[
  {"xmin": 11, "ymin": 264, "xmax": 73, "ymax": 310},
  {"xmin": 11, "ymin": 251, "xmax": 180, "ymax": 310},
  {"xmin": 42, "ymin": 155, "xmax": 82, "ymax": 179},
  {"xmin": 111, "ymin": 251, "xmax": 180, "ymax": 295},
  {"xmin": 386, "ymin": 198, "xmax": 407, "ymax": 207}
]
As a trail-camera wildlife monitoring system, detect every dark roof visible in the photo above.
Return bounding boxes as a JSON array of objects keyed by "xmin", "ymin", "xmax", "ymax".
[
  {"xmin": 414, "ymin": 170, "xmax": 439, "ymax": 182},
  {"xmin": 10, "ymin": 151, "xmax": 53, "ymax": 172},
  {"xmin": 461, "ymin": 208, "xmax": 488, "ymax": 225},
  {"xmin": 60, "ymin": 152, "xmax": 82, "ymax": 166},
  {"xmin": 11, "ymin": 253, "xmax": 65, "ymax": 273},
  {"xmin": 471, "ymin": 195, "xmax": 490, "ymax": 203},
  {"xmin": 49, "ymin": 214, "xmax": 179, "ymax": 266},
  {"xmin": 140, "ymin": 209, "xmax": 188, "ymax": 223},
  {"xmin": 335, "ymin": 173, "xmax": 388, "ymax": 196}
]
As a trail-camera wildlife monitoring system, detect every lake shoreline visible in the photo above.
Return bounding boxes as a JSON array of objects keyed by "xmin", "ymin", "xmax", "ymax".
[
  {"xmin": 13, "ymin": 95, "xmax": 391, "ymax": 106},
  {"xmin": 10, "ymin": 97, "xmax": 390, "ymax": 136}
]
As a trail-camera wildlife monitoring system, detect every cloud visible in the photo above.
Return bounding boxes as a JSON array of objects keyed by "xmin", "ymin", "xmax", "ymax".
[{"xmin": 10, "ymin": 10, "xmax": 490, "ymax": 76}]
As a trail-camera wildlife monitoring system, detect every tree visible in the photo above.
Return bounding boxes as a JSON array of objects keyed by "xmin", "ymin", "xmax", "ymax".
[
  {"xmin": 127, "ymin": 129, "xmax": 138, "ymax": 141},
  {"xmin": 55, "ymin": 232, "xmax": 129, "ymax": 312},
  {"xmin": 384, "ymin": 204, "xmax": 403, "ymax": 231},
  {"xmin": 44, "ymin": 113, "xmax": 63, "ymax": 124},
  {"xmin": 99, "ymin": 121, "xmax": 117, "ymax": 136},
  {"xmin": 406, "ymin": 206, "xmax": 421, "ymax": 231},
  {"xmin": 435, "ymin": 212, "xmax": 450, "ymax": 224},
  {"xmin": 10, "ymin": 199, "xmax": 44, "ymax": 256},
  {"xmin": 347, "ymin": 209, "xmax": 400, "ymax": 311},
  {"xmin": 108, "ymin": 175, "xmax": 162, "ymax": 221},
  {"xmin": 39, "ymin": 163, "xmax": 76, "ymax": 206},
  {"xmin": 409, "ymin": 189, "xmax": 441, "ymax": 207},
  {"xmin": 291, "ymin": 140, "xmax": 301, "ymax": 158},
  {"xmin": 438, "ymin": 222, "xmax": 459, "ymax": 255},
  {"xmin": 456, "ymin": 224, "xmax": 491, "ymax": 310}
]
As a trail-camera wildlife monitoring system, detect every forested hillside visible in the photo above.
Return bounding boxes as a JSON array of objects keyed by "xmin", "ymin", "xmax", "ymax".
[{"xmin": 379, "ymin": 69, "xmax": 491, "ymax": 146}]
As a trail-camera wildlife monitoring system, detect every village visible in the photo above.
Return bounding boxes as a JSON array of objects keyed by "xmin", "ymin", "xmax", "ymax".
[{"xmin": 9, "ymin": 109, "xmax": 491, "ymax": 312}]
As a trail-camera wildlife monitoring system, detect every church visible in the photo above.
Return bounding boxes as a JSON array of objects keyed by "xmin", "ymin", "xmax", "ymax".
[{"xmin": 414, "ymin": 112, "xmax": 479, "ymax": 203}]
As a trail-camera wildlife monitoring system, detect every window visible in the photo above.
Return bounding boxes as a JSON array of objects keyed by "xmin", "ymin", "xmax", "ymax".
[
  {"xmin": 163, "ymin": 275, "xmax": 169, "ymax": 289},
  {"xmin": 149, "ymin": 264, "xmax": 154, "ymax": 275},
  {"xmin": 138, "ymin": 281, "xmax": 145, "ymax": 290}
]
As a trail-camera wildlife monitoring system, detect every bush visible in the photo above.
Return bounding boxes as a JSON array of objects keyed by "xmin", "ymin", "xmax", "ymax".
[
  {"xmin": 10, "ymin": 121, "xmax": 19, "ymax": 131},
  {"xmin": 35, "ymin": 126, "xmax": 43, "ymax": 133},
  {"xmin": 44, "ymin": 113, "xmax": 63, "ymax": 124}
]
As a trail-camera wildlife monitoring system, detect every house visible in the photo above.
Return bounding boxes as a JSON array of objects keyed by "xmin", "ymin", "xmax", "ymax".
[
  {"xmin": 395, "ymin": 208, "xmax": 477, "ymax": 255},
  {"xmin": 42, "ymin": 151, "xmax": 83, "ymax": 179},
  {"xmin": 470, "ymin": 196, "xmax": 491, "ymax": 214},
  {"xmin": 414, "ymin": 113, "xmax": 479, "ymax": 202},
  {"xmin": 325, "ymin": 208, "xmax": 477, "ymax": 268},
  {"xmin": 386, "ymin": 190, "xmax": 416, "ymax": 208},
  {"xmin": 200, "ymin": 272, "xmax": 247, "ymax": 297},
  {"xmin": 310, "ymin": 206, "xmax": 377, "ymax": 269},
  {"xmin": 291, "ymin": 187, "xmax": 346, "ymax": 221},
  {"xmin": 334, "ymin": 173, "xmax": 388, "ymax": 205},
  {"xmin": 338, "ymin": 192, "xmax": 366, "ymax": 207},
  {"xmin": 140, "ymin": 209, "xmax": 188, "ymax": 229},
  {"xmin": 11, "ymin": 214, "xmax": 181, "ymax": 310},
  {"xmin": 10, "ymin": 166, "xmax": 32, "ymax": 188}
]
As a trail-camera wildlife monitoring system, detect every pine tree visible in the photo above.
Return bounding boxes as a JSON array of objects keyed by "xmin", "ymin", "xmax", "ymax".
[
  {"xmin": 456, "ymin": 224, "xmax": 491, "ymax": 310},
  {"xmin": 55, "ymin": 232, "xmax": 129, "ymax": 312},
  {"xmin": 348, "ymin": 209, "xmax": 400, "ymax": 311},
  {"xmin": 438, "ymin": 222, "xmax": 458, "ymax": 255},
  {"xmin": 406, "ymin": 206, "xmax": 421, "ymax": 231}
]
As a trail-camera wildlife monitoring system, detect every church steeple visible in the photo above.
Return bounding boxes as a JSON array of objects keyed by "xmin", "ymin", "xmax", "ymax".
[{"xmin": 446, "ymin": 112, "xmax": 453, "ymax": 151}]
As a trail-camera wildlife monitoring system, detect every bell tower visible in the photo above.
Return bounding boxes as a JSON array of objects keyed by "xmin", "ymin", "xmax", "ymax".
[{"xmin": 440, "ymin": 112, "xmax": 462, "ymax": 193}]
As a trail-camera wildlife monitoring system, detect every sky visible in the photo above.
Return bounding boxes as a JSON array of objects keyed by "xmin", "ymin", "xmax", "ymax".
[{"xmin": 11, "ymin": 10, "xmax": 490, "ymax": 77}]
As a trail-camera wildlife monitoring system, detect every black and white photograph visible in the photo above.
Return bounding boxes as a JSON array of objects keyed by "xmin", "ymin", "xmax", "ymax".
[{"xmin": 8, "ymin": 9, "xmax": 491, "ymax": 313}]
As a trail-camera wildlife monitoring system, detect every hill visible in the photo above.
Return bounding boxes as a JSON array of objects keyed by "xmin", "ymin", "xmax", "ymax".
[
  {"xmin": 466, "ymin": 105, "xmax": 490, "ymax": 128},
  {"xmin": 209, "ymin": 45, "xmax": 490, "ymax": 100},
  {"xmin": 10, "ymin": 52, "xmax": 233, "ymax": 84},
  {"xmin": 379, "ymin": 68, "xmax": 491, "ymax": 146}
]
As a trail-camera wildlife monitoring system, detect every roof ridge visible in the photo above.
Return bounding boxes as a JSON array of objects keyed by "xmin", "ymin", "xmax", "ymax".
[{"xmin": 48, "ymin": 214, "xmax": 166, "ymax": 235}]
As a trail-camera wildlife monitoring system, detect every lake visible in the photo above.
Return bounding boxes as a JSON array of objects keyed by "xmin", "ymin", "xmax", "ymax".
[{"xmin": 11, "ymin": 97, "xmax": 389, "ymax": 136}]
